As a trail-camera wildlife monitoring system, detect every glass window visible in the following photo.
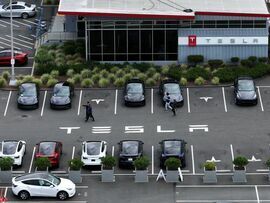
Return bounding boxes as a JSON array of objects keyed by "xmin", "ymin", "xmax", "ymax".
[
  {"xmin": 153, "ymin": 30, "xmax": 165, "ymax": 53},
  {"xmin": 90, "ymin": 54, "xmax": 102, "ymax": 61},
  {"xmin": 115, "ymin": 30, "xmax": 127, "ymax": 53},
  {"xmin": 254, "ymin": 20, "xmax": 266, "ymax": 28},
  {"xmin": 166, "ymin": 54, "xmax": 177, "ymax": 60},
  {"xmin": 77, "ymin": 21, "xmax": 85, "ymax": 37},
  {"xmin": 140, "ymin": 21, "xmax": 152, "ymax": 28},
  {"xmin": 103, "ymin": 54, "xmax": 114, "ymax": 61},
  {"xmin": 102, "ymin": 21, "xmax": 114, "ymax": 29},
  {"xmin": 89, "ymin": 21, "xmax": 101, "ymax": 29},
  {"xmin": 127, "ymin": 21, "xmax": 140, "ymax": 29},
  {"xmin": 3, "ymin": 141, "xmax": 17, "ymax": 155},
  {"xmin": 116, "ymin": 54, "xmax": 127, "ymax": 61},
  {"xmin": 86, "ymin": 142, "xmax": 101, "ymax": 155},
  {"xmin": 141, "ymin": 54, "xmax": 152, "ymax": 61},
  {"xmin": 153, "ymin": 21, "xmax": 165, "ymax": 28},
  {"xmin": 166, "ymin": 30, "xmax": 177, "ymax": 53},
  {"xmin": 242, "ymin": 20, "xmax": 253, "ymax": 28},
  {"xmin": 38, "ymin": 142, "xmax": 56, "ymax": 156},
  {"xmin": 22, "ymin": 180, "xmax": 40, "ymax": 186},
  {"xmin": 103, "ymin": 30, "xmax": 114, "ymax": 53},
  {"xmin": 141, "ymin": 30, "xmax": 152, "ymax": 53},
  {"xmin": 122, "ymin": 141, "xmax": 139, "ymax": 155},
  {"xmin": 53, "ymin": 85, "xmax": 70, "ymax": 97},
  {"xmin": 115, "ymin": 21, "xmax": 127, "ymax": 29},
  {"xmin": 128, "ymin": 54, "xmax": 139, "ymax": 61},
  {"xmin": 128, "ymin": 30, "xmax": 139, "ymax": 53},
  {"xmin": 164, "ymin": 141, "xmax": 181, "ymax": 155},
  {"xmin": 191, "ymin": 21, "xmax": 203, "ymax": 28},
  {"xmin": 216, "ymin": 20, "xmax": 228, "ymax": 28},
  {"xmin": 229, "ymin": 20, "xmax": 241, "ymax": 28},
  {"xmin": 90, "ymin": 31, "xmax": 101, "ymax": 53},
  {"xmin": 204, "ymin": 21, "xmax": 215, "ymax": 28}
]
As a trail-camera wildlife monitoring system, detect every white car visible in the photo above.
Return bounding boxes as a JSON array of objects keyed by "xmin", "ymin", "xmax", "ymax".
[
  {"xmin": 0, "ymin": 140, "xmax": 26, "ymax": 166},
  {"xmin": 0, "ymin": 1, "xmax": 36, "ymax": 19},
  {"xmin": 12, "ymin": 172, "xmax": 76, "ymax": 200},
  {"xmin": 81, "ymin": 141, "xmax": 107, "ymax": 166}
]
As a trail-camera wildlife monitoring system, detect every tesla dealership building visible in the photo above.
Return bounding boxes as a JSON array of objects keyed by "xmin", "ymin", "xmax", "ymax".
[{"xmin": 58, "ymin": 0, "xmax": 270, "ymax": 63}]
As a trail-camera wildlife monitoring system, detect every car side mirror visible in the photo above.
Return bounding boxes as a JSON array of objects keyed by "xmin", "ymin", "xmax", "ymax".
[{"xmin": 50, "ymin": 185, "xmax": 54, "ymax": 188}]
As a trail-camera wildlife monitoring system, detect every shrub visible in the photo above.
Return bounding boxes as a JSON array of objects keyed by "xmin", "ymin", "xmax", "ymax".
[
  {"xmin": 91, "ymin": 74, "xmax": 100, "ymax": 84},
  {"xmin": 34, "ymin": 157, "xmax": 51, "ymax": 170},
  {"xmin": 248, "ymin": 56, "xmax": 257, "ymax": 63},
  {"xmin": 187, "ymin": 55, "xmax": 204, "ymax": 65},
  {"xmin": 35, "ymin": 63, "xmax": 54, "ymax": 75},
  {"xmin": 81, "ymin": 69, "xmax": 91, "ymax": 79},
  {"xmin": 231, "ymin": 57, "xmax": 240, "ymax": 63},
  {"xmin": 211, "ymin": 76, "xmax": 220, "ymax": 85},
  {"xmin": 33, "ymin": 78, "xmax": 42, "ymax": 87},
  {"xmin": 212, "ymin": 68, "xmax": 235, "ymax": 82},
  {"xmin": 204, "ymin": 161, "xmax": 216, "ymax": 171},
  {"xmin": 233, "ymin": 156, "xmax": 249, "ymax": 170},
  {"xmin": 265, "ymin": 159, "xmax": 270, "ymax": 168},
  {"xmin": 258, "ymin": 57, "xmax": 268, "ymax": 63},
  {"xmin": 1, "ymin": 71, "xmax": 10, "ymax": 81},
  {"xmin": 240, "ymin": 59, "xmax": 253, "ymax": 68},
  {"xmin": 146, "ymin": 67, "xmax": 157, "ymax": 77},
  {"xmin": 116, "ymin": 69, "xmax": 125, "ymax": 78},
  {"xmin": 123, "ymin": 73, "xmax": 133, "ymax": 82},
  {"xmin": 22, "ymin": 75, "xmax": 34, "ymax": 83},
  {"xmin": 145, "ymin": 78, "xmax": 156, "ymax": 86},
  {"xmin": 208, "ymin": 59, "xmax": 224, "ymax": 69},
  {"xmin": 152, "ymin": 73, "xmax": 161, "ymax": 82},
  {"xmin": 108, "ymin": 73, "xmax": 116, "ymax": 83},
  {"xmin": 194, "ymin": 77, "xmax": 205, "ymax": 85},
  {"xmin": 133, "ymin": 156, "xmax": 150, "ymax": 170},
  {"xmin": 137, "ymin": 73, "xmax": 147, "ymax": 81},
  {"xmin": 100, "ymin": 69, "xmax": 109, "ymax": 78},
  {"xmin": 62, "ymin": 41, "xmax": 76, "ymax": 55},
  {"xmin": 66, "ymin": 69, "xmax": 74, "ymax": 77},
  {"xmin": 67, "ymin": 78, "xmax": 75, "ymax": 86},
  {"xmin": 68, "ymin": 158, "xmax": 84, "ymax": 171},
  {"xmin": 46, "ymin": 78, "xmax": 58, "ymax": 87},
  {"xmin": 50, "ymin": 70, "xmax": 59, "ymax": 78},
  {"xmin": 91, "ymin": 66, "xmax": 100, "ymax": 74},
  {"xmin": 161, "ymin": 65, "xmax": 169, "ymax": 75},
  {"xmin": 0, "ymin": 77, "xmax": 7, "ymax": 87},
  {"xmin": 73, "ymin": 74, "xmax": 82, "ymax": 84},
  {"xmin": 0, "ymin": 157, "xmax": 14, "ymax": 171},
  {"xmin": 110, "ymin": 66, "xmax": 120, "ymax": 73},
  {"xmin": 16, "ymin": 74, "xmax": 24, "ymax": 80},
  {"xmin": 40, "ymin": 74, "xmax": 51, "ymax": 85},
  {"xmin": 180, "ymin": 77, "xmax": 187, "ymax": 86},
  {"xmin": 98, "ymin": 78, "xmax": 110, "ymax": 88},
  {"xmin": 180, "ymin": 64, "xmax": 188, "ymax": 69},
  {"xmin": 81, "ymin": 78, "xmax": 94, "ymax": 88},
  {"xmin": 167, "ymin": 65, "xmax": 182, "ymax": 80},
  {"xmin": 130, "ymin": 69, "xmax": 140, "ymax": 77},
  {"xmin": 101, "ymin": 156, "xmax": 116, "ymax": 170},
  {"xmin": 16, "ymin": 80, "xmax": 23, "ymax": 87},
  {"xmin": 114, "ymin": 78, "xmax": 125, "ymax": 87},
  {"xmin": 34, "ymin": 49, "xmax": 54, "ymax": 65},
  {"xmin": 186, "ymin": 67, "xmax": 210, "ymax": 81},
  {"xmin": 164, "ymin": 157, "xmax": 181, "ymax": 170}
]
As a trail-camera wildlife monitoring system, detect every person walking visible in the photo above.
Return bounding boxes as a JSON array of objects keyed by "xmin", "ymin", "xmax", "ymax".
[
  {"xmin": 164, "ymin": 92, "xmax": 171, "ymax": 110},
  {"xmin": 83, "ymin": 101, "xmax": 95, "ymax": 122},
  {"xmin": 170, "ymin": 99, "xmax": 177, "ymax": 116}
]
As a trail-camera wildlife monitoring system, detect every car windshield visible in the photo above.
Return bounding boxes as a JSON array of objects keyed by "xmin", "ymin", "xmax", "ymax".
[
  {"xmin": 38, "ymin": 142, "xmax": 56, "ymax": 156},
  {"xmin": 122, "ymin": 141, "xmax": 139, "ymax": 155},
  {"xmin": 3, "ymin": 141, "xmax": 17, "ymax": 155},
  {"xmin": 54, "ymin": 85, "xmax": 70, "ymax": 97},
  {"xmin": 25, "ymin": 3, "xmax": 31, "ymax": 7},
  {"xmin": 86, "ymin": 142, "xmax": 101, "ymax": 155},
  {"xmin": 238, "ymin": 80, "xmax": 255, "ymax": 91},
  {"xmin": 127, "ymin": 83, "xmax": 143, "ymax": 94},
  {"xmin": 2, "ymin": 4, "xmax": 9, "ymax": 9},
  {"xmin": 164, "ymin": 83, "xmax": 181, "ymax": 94},
  {"xmin": 164, "ymin": 141, "xmax": 181, "ymax": 155},
  {"xmin": 20, "ymin": 84, "xmax": 36, "ymax": 97},
  {"xmin": 44, "ymin": 173, "xmax": 61, "ymax": 185}
]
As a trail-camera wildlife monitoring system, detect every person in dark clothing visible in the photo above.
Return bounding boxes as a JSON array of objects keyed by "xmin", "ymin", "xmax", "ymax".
[
  {"xmin": 83, "ymin": 101, "xmax": 95, "ymax": 122},
  {"xmin": 170, "ymin": 99, "xmax": 177, "ymax": 116},
  {"xmin": 164, "ymin": 92, "xmax": 171, "ymax": 110}
]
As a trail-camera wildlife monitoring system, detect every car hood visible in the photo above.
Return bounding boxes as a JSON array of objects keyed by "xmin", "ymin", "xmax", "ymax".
[
  {"xmin": 125, "ymin": 93, "xmax": 144, "ymax": 101},
  {"xmin": 18, "ymin": 96, "xmax": 37, "ymax": 104},
  {"xmin": 163, "ymin": 93, "xmax": 183, "ymax": 102},
  {"xmin": 59, "ymin": 178, "xmax": 75, "ymax": 189},
  {"xmin": 237, "ymin": 91, "xmax": 256, "ymax": 99},
  {"xmin": 50, "ymin": 96, "xmax": 70, "ymax": 105}
]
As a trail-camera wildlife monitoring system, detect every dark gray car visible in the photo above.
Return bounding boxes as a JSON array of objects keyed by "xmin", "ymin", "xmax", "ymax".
[
  {"xmin": 234, "ymin": 76, "xmax": 257, "ymax": 105},
  {"xmin": 124, "ymin": 79, "xmax": 145, "ymax": 106},
  {"xmin": 17, "ymin": 82, "xmax": 39, "ymax": 109},
  {"xmin": 0, "ymin": 1, "xmax": 36, "ymax": 19},
  {"xmin": 50, "ymin": 82, "xmax": 74, "ymax": 109}
]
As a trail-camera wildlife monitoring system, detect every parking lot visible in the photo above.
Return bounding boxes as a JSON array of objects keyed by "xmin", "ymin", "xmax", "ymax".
[{"xmin": 0, "ymin": 85, "xmax": 270, "ymax": 202}]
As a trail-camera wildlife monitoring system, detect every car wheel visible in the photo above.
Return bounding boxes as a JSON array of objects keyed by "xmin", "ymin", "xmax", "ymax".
[
  {"xmin": 21, "ymin": 13, "xmax": 29, "ymax": 19},
  {"xmin": 18, "ymin": 190, "xmax": 30, "ymax": 200},
  {"xmin": 57, "ymin": 191, "xmax": 68, "ymax": 200}
]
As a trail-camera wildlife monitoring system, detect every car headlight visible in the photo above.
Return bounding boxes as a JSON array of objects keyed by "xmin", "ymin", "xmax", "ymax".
[
  {"xmin": 140, "ymin": 95, "xmax": 144, "ymax": 101},
  {"xmin": 65, "ymin": 97, "xmax": 70, "ymax": 104},
  {"xmin": 252, "ymin": 94, "xmax": 257, "ymax": 99},
  {"xmin": 236, "ymin": 93, "xmax": 241, "ymax": 98}
]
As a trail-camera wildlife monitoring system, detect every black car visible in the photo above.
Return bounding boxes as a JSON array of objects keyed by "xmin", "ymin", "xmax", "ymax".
[
  {"xmin": 124, "ymin": 79, "xmax": 145, "ymax": 106},
  {"xmin": 234, "ymin": 76, "xmax": 257, "ymax": 105},
  {"xmin": 50, "ymin": 81, "xmax": 74, "ymax": 109},
  {"xmin": 159, "ymin": 139, "xmax": 187, "ymax": 168},
  {"xmin": 17, "ymin": 82, "xmax": 39, "ymax": 109},
  {"xmin": 159, "ymin": 79, "xmax": 184, "ymax": 106},
  {"xmin": 118, "ymin": 140, "xmax": 144, "ymax": 168}
]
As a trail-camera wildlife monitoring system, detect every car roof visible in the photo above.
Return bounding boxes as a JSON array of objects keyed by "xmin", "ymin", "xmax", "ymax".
[
  {"xmin": 161, "ymin": 139, "xmax": 185, "ymax": 143},
  {"xmin": 162, "ymin": 79, "xmax": 178, "ymax": 84},
  {"xmin": 15, "ymin": 172, "xmax": 52, "ymax": 181},
  {"xmin": 21, "ymin": 82, "xmax": 37, "ymax": 87},
  {"xmin": 12, "ymin": 1, "xmax": 27, "ymax": 6},
  {"xmin": 120, "ymin": 140, "xmax": 142, "ymax": 143},
  {"xmin": 37, "ymin": 141, "xmax": 60, "ymax": 145},
  {"xmin": 237, "ymin": 76, "xmax": 253, "ymax": 80},
  {"xmin": 126, "ymin": 78, "xmax": 144, "ymax": 84}
]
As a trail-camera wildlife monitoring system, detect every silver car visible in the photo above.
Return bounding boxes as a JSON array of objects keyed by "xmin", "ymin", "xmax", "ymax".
[{"xmin": 0, "ymin": 1, "xmax": 36, "ymax": 19}]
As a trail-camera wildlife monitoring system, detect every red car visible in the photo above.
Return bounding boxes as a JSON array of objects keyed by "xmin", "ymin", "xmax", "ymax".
[
  {"xmin": 35, "ymin": 141, "xmax": 62, "ymax": 168},
  {"xmin": 0, "ymin": 49, "xmax": 28, "ymax": 66}
]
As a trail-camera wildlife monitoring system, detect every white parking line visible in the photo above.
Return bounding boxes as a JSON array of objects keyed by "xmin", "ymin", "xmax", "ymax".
[
  {"xmin": 0, "ymin": 24, "xmax": 7, "ymax": 27},
  {"xmin": 6, "ymin": 35, "xmax": 34, "ymax": 45},
  {"xmin": 255, "ymin": 185, "xmax": 260, "ymax": 203},
  {"xmin": 0, "ymin": 36, "xmax": 32, "ymax": 49},
  {"xmin": 0, "ymin": 19, "xmax": 20, "ymax": 27},
  {"xmin": 151, "ymin": 88, "xmax": 153, "ymax": 114},
  {"xmin": 72, "ymin": 146, "xmax": 75, "ymax": 159},
  {"xmin": 4, "ymin": 187, "xmax": 7, "ymax": 198},
  {"xmin": 77, "ymin": 90, "xmax": 82, "ymax": 116},
  {"xmin": 4, "ymin": 91, "xmax": 11, "ymax": 117},
  {"xmin": 0, "ymin": 41, "xmax": 20, "ymax": 49},
  {"xmin": 0, "ymin": 45, "xmax": 3, "ymax": 49},
  {"xmin": 191, "ymin": 145, "xmax": 195, "ymax": 174},
  {"xmin": 152, "ymin": 145, "xmax": 154, "ymax": 175},
  {"xmin": 257, "ymin": 87, "xmax": 264, "ymax": 112},
  {"xmin": 114, "ymin": 89, "xmax": 118, "ymax": 115},
  {"xmin": 112, "ymin": 146, "xmax": 115, "ymax": 156},
  {"xmin": 13, "ymin": 19, "xmax": 33, "ymax": 27},
  {"xmin": 187, "ymin": 88, "xmax": 190, "ymax": 113},
  {"xmin": 222, "ymin": 87, "xmax": 227, "ymax": 112},
  {"xmin": 40, "ymin": 90, "xmax": 47, "ymax": 116},
  {"xmin": 23, "ymin": 19, "xmax": 38, "ymax": 25},
  {"xmin": 18, "ymin": 35, "xmax": 34, "ymax": 41},
  {"xmin": 230, "ymin": 144, "xmax": 235, "ymax": 161},
  {"xmin": 28, "ymin": 147, "xmax": 36, "ymax": 173}
]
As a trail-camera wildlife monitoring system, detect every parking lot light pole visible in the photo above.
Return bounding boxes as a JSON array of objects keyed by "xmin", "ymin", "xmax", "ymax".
[{"xmin": 9, "ymin": 0, "xmax": 16, "ymax": 86}]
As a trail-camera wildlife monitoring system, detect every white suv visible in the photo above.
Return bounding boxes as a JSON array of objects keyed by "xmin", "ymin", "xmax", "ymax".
[
  {"xmin": 12, "ymin": 173, "xmax": 76, "ymax": 200},
  {"xmin": 81, "ymin": 141, "xmax": 107, "ymax": 166},
  {"xmin": 0, "ymin": 140, "xmax": 26, "ymax": 166}
]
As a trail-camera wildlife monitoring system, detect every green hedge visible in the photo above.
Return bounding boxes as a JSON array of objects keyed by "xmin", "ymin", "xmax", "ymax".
[
  {"xmin": 185, "ymin": 67, "xmax": 211, "ymax": 81},
  {"xmin": 187, "ymin": 55, "xmax": 204, "ymax": 65}
]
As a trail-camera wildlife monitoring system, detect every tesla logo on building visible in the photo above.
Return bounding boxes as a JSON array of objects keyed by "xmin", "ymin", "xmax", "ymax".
[{"xmin": 188, "ymin": 35, "xmax": 197, "ymax": 46}]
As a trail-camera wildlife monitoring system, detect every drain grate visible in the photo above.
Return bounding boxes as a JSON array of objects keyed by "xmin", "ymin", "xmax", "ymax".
[{"xmin": 21, "ymin": 115, "xmax": 28, "ymax": 118}]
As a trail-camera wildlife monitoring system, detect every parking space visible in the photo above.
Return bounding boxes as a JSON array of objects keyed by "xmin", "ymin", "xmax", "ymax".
[{"xmin": 259, "ymin": 86, "xmax": 270, "ymax": 112}]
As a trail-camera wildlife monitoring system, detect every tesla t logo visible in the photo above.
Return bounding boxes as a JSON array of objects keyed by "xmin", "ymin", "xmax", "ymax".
[{"xmin": 188, "ymin": 35, "xmax": 197, "ymax": 46}]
